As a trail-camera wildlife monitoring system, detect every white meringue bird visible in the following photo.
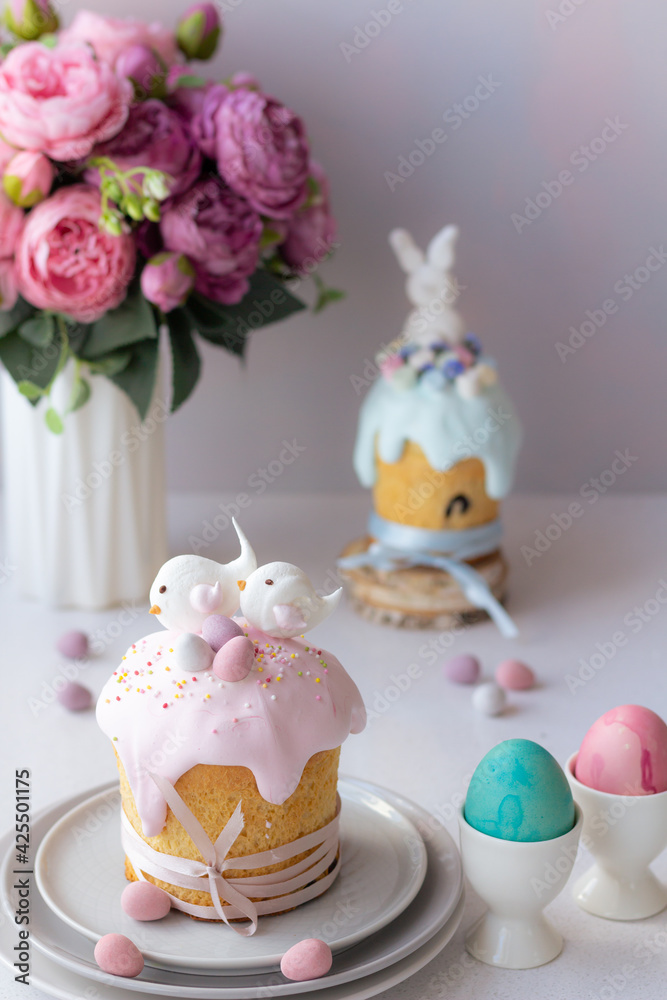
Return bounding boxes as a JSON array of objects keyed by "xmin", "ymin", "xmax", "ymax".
[
  {"xmin": 148, "ymin": 520, "xmax": 257, "ymax": 633},
  {"xmin": 238, "ymin": 562, "xmax": 342, "ymax": 639}
]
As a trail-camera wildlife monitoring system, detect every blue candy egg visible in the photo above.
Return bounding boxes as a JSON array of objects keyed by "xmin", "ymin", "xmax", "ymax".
[{"xmin": 464, "ymin": 739, "xmax": 575, "ymax": 842}]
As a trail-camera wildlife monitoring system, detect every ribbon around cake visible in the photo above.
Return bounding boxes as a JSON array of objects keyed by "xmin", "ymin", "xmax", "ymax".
[
  {"xmin": 120, "ymin": 773, "xmax": 341, "ymax": 935},
  {"xmin": 338, "ymin": 513, "xmax": 518, "ymax": 638}
]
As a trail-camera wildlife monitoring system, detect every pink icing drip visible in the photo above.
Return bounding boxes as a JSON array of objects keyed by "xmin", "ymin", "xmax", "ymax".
[{"xmin": 96, "ymin": 622, "xmax": 366, "ymax": 837}]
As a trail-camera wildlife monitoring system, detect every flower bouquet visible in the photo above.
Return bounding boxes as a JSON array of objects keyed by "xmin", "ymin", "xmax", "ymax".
[{"xmin": 0, "ymin": 2, "xmax": 340, "ymax": 431}]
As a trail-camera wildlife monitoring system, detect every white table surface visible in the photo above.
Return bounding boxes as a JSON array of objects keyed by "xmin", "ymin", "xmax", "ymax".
[{"xmin": 1, "ymin": 492, "xmax": 667, "ymax": 1000}]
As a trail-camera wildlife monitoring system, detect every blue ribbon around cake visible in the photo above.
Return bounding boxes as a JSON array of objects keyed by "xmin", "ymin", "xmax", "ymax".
[{"xmin": 338, "ymin": 512, "xmax": 518, "ymax": 638}]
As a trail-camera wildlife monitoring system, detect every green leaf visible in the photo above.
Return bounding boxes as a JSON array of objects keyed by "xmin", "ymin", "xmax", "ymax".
[
  {"xmin": 18, "ymin": 313, "xmax": 55, "ymax": 348},
  {"xmin": 109, "ymin": 336, "xmax": 160, "ymax": 420},
  {"xmin": 17, "ymin": 380, "xmax": 45, "ymax": 400},
  {"xmin": 186, "ymin": 270, "xmax": 306, "ymax": 357},
  {"xmin": 314, "ymin": 286, "xmax": 346, "ymax": 313},
  {"xmin": 172, "ymin": 74, "xmax": 208, "ymax": 88},
  {"xmin": 0, "ymin": 297, "xmax": 35, "ymax": 339},
  {"xmin": 44, "ymin": 407, "xmax": 63, "ymax": 434},
  {"xmin": 0, "ymin": 328, "xmax": 61, "ymax": 396},
  {"xmin": 82, "ymin": 286, "xmax": 158, "ymax": 359},
  {"xmin": 65, "ymin": 376, "xmax": 91, "ymax": 415},
  {"xmin": 87, "ymin": 350, "xmax": 132, "ymax": 377},
  {"xmin": 166, "ymin": 309, "xmax": 201, "ymax": 412}
]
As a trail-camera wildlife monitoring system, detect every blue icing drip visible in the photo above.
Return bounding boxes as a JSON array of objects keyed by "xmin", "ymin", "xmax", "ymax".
[{"xmin": 353, "ymin": 361, "xmax": 522, "ymax": 500}]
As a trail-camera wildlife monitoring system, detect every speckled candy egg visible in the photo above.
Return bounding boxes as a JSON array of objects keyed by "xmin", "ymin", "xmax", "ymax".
[
  {"xmin": 121, "ymin": 882, "xmax": 171, "ymax": 921},
  {"xmin": 94, "ymin": 933, "xmax": 144, "ymax": 978},
  {"xmin": 472, "ymin": 681, "xmax": 506, "ymax": 716},
  {"xmin": 212, "ymin": 635, "xmax": 255, "ymax": 682},
  {"xmin": 465, "ymin": 739, "xmax": 575, "ymax": 842},
  {"xmin": 201, "ymin": 615, "xmax": 244, "ymax": 652},
  {"xmin": 56, "ymin": 630, "xmax": 89, "ymax": 660},
  {"xmin": 57, "ymin": 681, "xmax": 92, "ymax": 711},
  {"xmin": 495, "ymin": 658, "xmax": 535, "ymax": 691},
  {"xmin": 281, "ymin": 938, "xmax": 333, "ymax": 981},
  {"xmin": 444, "ymin": 654, "xmax": 480, "ymax": 685},
  {"xmin": 172, "ymin": 632, "xmax": 214, "ymax": 673},
  {"xmin": 575, "ymin": 704, "xmax": 667, "ymax": 795}
]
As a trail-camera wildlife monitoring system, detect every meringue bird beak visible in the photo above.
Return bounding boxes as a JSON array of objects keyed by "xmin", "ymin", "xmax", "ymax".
[
  {"xmin": 149, "ymin": 605, "xmax": 161, "ymax": 615},
  {"xmin": 237, "ymin": 580, "xmax": 246, "ymax": 591}
]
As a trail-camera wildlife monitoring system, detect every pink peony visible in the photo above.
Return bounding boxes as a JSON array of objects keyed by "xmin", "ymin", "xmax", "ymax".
[
  {"xmin": 280, "ymin": 163, "xmax": 336, "ymax": 274},
  {"xmin": 192, "ymin": 83, "xmax": 229, "ymax": 157},
  {"xmin": 60, "ymin": 11, "xmax": 177, "ymax": 69},
  {"xmin": 141, "ymin": 252, "xmax": 195, "ymax": 313},
  {"xmin": 15, "ymin": 185, "xmax": 136, "ymax": 323},
  {"xmin": 0, "ymin": 189, "xmax": 24, "ymax": 257},
  {"xmin": 0, "ymin": 258, "xmax": 18, "ymax": 312},
  {"xmin": 87, "ymin": 100, "xmax": 202, "ymax": 198},
  {"xmin": 160, "ymin": 177, "xmax": 262, "ymax": 305},
  {"xmin": 176, "ymin": 3, "xmax": 221, "ymax": 61},
  {"xmin": 214, "ymin": 89, "xmax": 310, "ymax": 219},
  {"xmin": 0, "ymin": 43, "xmax": 132, "ymax": 162},
  {"xmin": 3, "ymin": 151, "xmax": 54, "ymax": 207}
]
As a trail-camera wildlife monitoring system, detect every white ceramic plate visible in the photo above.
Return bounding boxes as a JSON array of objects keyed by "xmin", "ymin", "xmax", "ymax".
[
  {"xmin": 1, "ymin": 779, "xmax": 464, "ymax": 998},
  {"xmin": 33, "ymin": 779, "xmax": 427, "ymax": 974}
]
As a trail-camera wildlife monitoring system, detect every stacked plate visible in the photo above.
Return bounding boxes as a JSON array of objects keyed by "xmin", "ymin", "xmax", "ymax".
[{"xmin": 0, "ymin": 777, "xmax": 464, "ymax": 1000}]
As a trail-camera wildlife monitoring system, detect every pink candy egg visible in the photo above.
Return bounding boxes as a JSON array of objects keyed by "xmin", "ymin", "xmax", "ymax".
[
  {"xmin": 212, "ymin": 635, "xmax": 255, "ymax": 682},
  {"xmin": 57, "ymin": 681, "xmax": 92, "ymax": 712},
  {"xmin": 443, "ymin": 654, "xmax": 480, "ymax": 685},
  {"xmin": 575, "ymin": 704, "xmax": 667, "ymax": 795},
  {"xmin": 94, "ymin": 933, "xmax": 144, "ymax": 978},
  {"xmin": 56, "ymin": 630, "xmax": 88, "ymax": 660},
  {"xmin": 201, "ymin": 615, "xmax": 244, "ymax": 652},
  {"xmin": 495, "ymin": 659, "xmax": 535, "ymax": 691},
  {"xmin": 121, "ymin": 882, "xmax": 171, "ymax": 921},
  {"xmin": 281, "ymin": 938, "xmax": 333, "ymax": 982}
]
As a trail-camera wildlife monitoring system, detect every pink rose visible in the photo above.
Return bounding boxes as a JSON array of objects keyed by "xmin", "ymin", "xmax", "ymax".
[
  {"xmin": 15, "ymin": 185, "xmax": 136, "ymax": 323},
  {"xmin": 0, "ymin": 258, "xmax": 18, "ymax": 312},
  {"xmin": 87, "ymin": 100, "xmax": 202, "ymax": 198},
  {"xmin": 3, "ymin": 151, "xmax": 54, "ymax": 207},
  {"xmin": 141, "ymin": 252, "xmax": 195, "ymax": 313},
  {"xmin": 0, "ymin": 189, "xmax": 24, "ymax": 257},
  {"xmin": 60, "ymin": 11, "xmax": 177, "ymax": 69},
  {"xmin": 0, "ymin": 43, "xmax": 132, "ymax": 162},
  {"xmin": 215, "ymin": 89, "xmax": 310, "ymax": 219},
  {"xmin": 280, "ymin": 163, "xmax": 336, "ymax": 274},
  {"xmin": 160, "ymin": 177, "xmax": 262, "ymax": 305}
]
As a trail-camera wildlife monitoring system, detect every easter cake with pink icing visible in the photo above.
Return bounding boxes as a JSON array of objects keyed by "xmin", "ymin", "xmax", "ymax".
[{"xmin": 97, "ymin": 523, "xmax": 366, "ymax": 931}]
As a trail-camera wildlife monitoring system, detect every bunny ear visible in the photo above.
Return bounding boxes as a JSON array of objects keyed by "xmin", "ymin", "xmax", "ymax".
[
  {"xmin": 426, "ymin": 224, "xmax": 459, "ymax": 272},
  {"xmin": 388, "ymin": 229, "xmax": 425, "ymax": 274}
]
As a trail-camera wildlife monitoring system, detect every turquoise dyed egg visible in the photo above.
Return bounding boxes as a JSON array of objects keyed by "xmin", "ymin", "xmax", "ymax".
[{"xmin": 464, "ymin": 739, "xmax": 575, "ymax": 842}]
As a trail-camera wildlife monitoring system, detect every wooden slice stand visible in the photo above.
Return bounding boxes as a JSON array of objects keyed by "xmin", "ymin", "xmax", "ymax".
[{"xmin": 339, "ymin": 536, "xmax": 509, "ymax": 630}]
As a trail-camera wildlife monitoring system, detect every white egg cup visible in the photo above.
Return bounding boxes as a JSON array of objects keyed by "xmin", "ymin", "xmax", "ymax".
[
  {"xmin": 458, "ymin": 804, "xmax": 582, "ymax": 969},
  {"xmin": 566, "ymin": 752, "xmax": 667, "ymax": 921}
]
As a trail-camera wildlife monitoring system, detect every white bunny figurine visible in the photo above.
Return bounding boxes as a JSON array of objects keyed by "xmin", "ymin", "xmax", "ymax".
[{"xmin": 389, "ymin": 223, "xmax": 466, "ymax": 346}]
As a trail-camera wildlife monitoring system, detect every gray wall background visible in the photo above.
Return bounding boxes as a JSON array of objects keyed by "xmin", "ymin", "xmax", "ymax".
[{"xmin": 5, "ymin": 0, "xmax": 667, "ymax": 495}]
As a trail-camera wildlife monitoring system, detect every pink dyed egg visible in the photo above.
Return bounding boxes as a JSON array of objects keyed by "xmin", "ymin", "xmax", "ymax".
[
  {"xmin": 94, "ymin": 933, "xmax": 144, "ymax": 978},
  {"xmin": 56, "ymin": 630, "xmax": 88, "ymax": 660},
  {"xmin": 212, "ymin": 635, "xmax": 255, "ymax": 682},
  {"xmin": 57, "ymin": 681, "xmax": 92, "ymax": 712},
  {"xmin": 575, "ymin": 705, "xmax": 667, "ymax": 795},
  {"xmin": 281, "ymin": 938, "xmax": 333, "ymax": 982},
  {"xmin": 495, "ymin": 659, "xmax": 535, "ymax": 691},
  {"xmin": 121, "ymin": 882, "xmax": 171, "ymax": 921},
  {"xmin": 201, "ymin": 615, "xmax": 244, "ymax": 652},
  {"xmin": 443, "ymin": 654, "xmax": 480, "ymax": 685}
]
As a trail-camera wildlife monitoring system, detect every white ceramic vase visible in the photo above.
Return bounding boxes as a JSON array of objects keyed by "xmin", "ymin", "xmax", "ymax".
[{"xmin": 1, "ymin": 365, "xmax": 168, "ymax": 610}]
